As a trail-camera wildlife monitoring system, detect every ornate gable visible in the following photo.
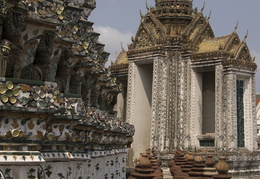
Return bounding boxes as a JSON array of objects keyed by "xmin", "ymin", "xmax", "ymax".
[
  {"xmin": 233, "ymin": 42, "xmax": 252, "ymax": 61},
  {"xmin": 129, "ymin": 18, "xmax": 158, "ymax": 50}
]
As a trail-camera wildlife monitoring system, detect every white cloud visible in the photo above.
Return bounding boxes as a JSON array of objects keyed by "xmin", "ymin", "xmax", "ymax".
[
  {"xmin": 93, "ymin": 26, "xmax": 134, "ymax": 66},
  {"xmin": 252, "ymin": 51, "xmax": 260, "ymax": 92}
]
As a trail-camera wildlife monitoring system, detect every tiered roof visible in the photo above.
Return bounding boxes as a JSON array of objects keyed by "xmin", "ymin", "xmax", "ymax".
[{"xmin": 111, "ymin": 0, "xmax": 256, "ymax": 73}]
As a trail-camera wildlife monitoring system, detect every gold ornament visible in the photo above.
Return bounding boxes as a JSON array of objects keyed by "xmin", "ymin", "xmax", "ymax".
[{"xmin": 6, "ymin": 81, "xmax": 14, "ymax": 89}]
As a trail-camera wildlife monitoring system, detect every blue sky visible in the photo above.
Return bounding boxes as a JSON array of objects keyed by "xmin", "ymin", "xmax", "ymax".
[{"xmin": 89, "ymin": 0, "xmax": 260, "ymax": 91}]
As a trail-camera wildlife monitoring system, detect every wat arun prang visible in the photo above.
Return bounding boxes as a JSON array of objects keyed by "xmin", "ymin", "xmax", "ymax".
[
  {"xmin": 0, "ymin": 0, "xmax": 135, "ymax": 178},
  {"xmin": 111, "ymin": 0, "xmax": 260, "ymax": 178}
]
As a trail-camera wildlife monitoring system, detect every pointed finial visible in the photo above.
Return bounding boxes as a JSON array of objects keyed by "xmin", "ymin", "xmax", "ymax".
[
  {"xmin": 139, "ymin": 10, "xmax": 144, "ymax": 18},
  {"xmin": 207, "ymin": 10, "xmax": 211, "ymax": 20},
  {"xmin": 252, "ymin": 56, "xmax": 255, "ymax": 62},
  {"xmin": 146, "ymin": 1, "xmax": 150, "ymax": 11},
  {"xmin": 201, "ymin": 1, "xmax": 205, "ymax": 12},
  {"xmin": 120, "ymin": 41, "xmax": 125, "ymax": 51},
  {"xmin": 234, "ymin": 21, "xmax": 239, "ymax": 32},
  {"xmin": 243, "ymin": 30, "xmax": 249, "ymax": 42}
]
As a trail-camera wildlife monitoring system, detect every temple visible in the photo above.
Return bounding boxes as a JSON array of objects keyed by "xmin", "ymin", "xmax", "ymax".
[
  {"xmin": 111, "ymin": 0, "xmax": 259, "ymax": 177},
  {"xmin": 0, "ymin": 0, "xmax": 134, "ymax": 178}
]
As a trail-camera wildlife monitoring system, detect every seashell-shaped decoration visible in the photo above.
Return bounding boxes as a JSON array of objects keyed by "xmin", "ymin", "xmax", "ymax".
[
  {"xmin": 6, "ymin": 81, "xmax": 14, "ymax": 90},
  {"xmin": 1, "ymin": 94, "xmax": 8, "ymax": 103},
  {"xmin": 58, "ymin": 15, "xmax": 64, "ymax": 20},
  {"xmin": 9, "ymin": 96, "xmax": 17, "ymax": 104},
  {"xmin": 33, "ymin": 93, "xmax": 39, "ymax": 101},
  {"xmin": 39, "ymin": 91, "xmax": 45, "ymax": 98},
  {"xmin": 12, "ymin": 88, "xmax": 20, "ymax": 97},
  {"xmin": 34, "ymin": 86, "xmax": 41, "ymax": 94},
  {"xmin": 0, "ymin": 86, "xmax": 6, "ymax": 94}
]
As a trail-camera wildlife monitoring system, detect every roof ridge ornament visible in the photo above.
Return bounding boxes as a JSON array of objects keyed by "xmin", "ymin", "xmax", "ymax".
[
  {"xmin": 139, "ymin": 10, "xmax": 144, "ymax": 18},
  {"xmin": 243, "ymin": 30, "xmax": 249, "ymax": 43},
  {"xmin": 207, "ymin": 10, "xmax": 211, "ymax": 20},
  {"xmin": 234, "ymin": 21, "xmax": 239, "ymax": 33},
  {"xmin": 146, "ymin": 1, "xmax": 150, "ymax": 11},
  {"xmin": 201, "ymin": 1, "xmax": 206, "ymax": 12},
  {"xmin": 120, "ymin": 41, "xmax": 125, "ymax": 51}
]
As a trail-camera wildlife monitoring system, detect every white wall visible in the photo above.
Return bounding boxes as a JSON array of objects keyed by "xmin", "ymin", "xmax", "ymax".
[{"xmin": 132, "ymin": 63, "xmax": 153, "ymax": 163}]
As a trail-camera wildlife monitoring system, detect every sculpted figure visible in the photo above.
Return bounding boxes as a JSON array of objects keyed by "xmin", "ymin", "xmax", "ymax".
[
  {"xmin": 55, "ymin": 49, "xmax": 73, "ymax": 92},
  {"xmin": 1, "ymin": 4, "xmax": 26, "ymax": 78},
  {"xmin": 3, "ymin": 4, "xmax": 26, "ymax": 47},
  {"xmin": 0, "ymin": 39, "xmax": 10, "ymax": 77},
  {"xmin": 32, "ymin": 30, "xmax": 56, "ymax": 81},
  {"xmin": 69, "ymin": 63, "xmax": 86, "ymax": 94}
]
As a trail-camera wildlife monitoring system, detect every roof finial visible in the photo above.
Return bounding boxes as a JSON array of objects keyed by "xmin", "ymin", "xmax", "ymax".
[
  {"xmin": 146, "ymin": 1, "xmax": 150, "ymax": 11},
  {"xmin": 234, "ymin": 21, "xmax": 239, "ymax": 33},
  {"xmin": 244, "ymin": 30, "xmax": 249, "ymax": 40},
  {"xmin": 243, "ymin": 30, "xmax": 249, "ymax": 42},
  {"xmin": 201, "ymin": 1, "xmax": 205, "ymax": 12},
  {"xmin": 120, "ymin": 41, "xmax": 125, "ymax": 51},
  {"xmin": 252, "ymin": 56, "xmax": 255, "ymax": 62},
  {"xmin": 139, "ymin": 10, "xmax": 144, "ymax": 18},
  {"xmin": 207, "ymin": 10, "xmax": 211, "ymax": 20}
]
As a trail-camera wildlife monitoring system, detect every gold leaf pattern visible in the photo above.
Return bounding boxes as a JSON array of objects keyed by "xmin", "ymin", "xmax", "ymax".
[
  {"xmin": 58, "ymin": 125, "xmax": 64, "ymax": 132},
  {"xmin": 28, "ymin": 120, "xmax": 35, "ymax": 130},
  {"xmin": 12, "ymin": 119, "xmax": 19, "ymax": 128},
  {"xmin": 20, "ymin": 84, "xmax": 32, "ymax": 92},
  {"xmin": 36, "ymin": 130, "xmax": 44, "ymax": 139},
  {"xmin": 13, "ymin": 156, "xmax": 17, "ymax": 161}
]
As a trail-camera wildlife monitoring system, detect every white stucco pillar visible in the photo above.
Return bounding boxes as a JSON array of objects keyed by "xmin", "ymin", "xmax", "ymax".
[
  {"xmin": 151, "ymin": 57, "xmax": 159, "ymax": 150},
  {"xmin": 190, "ymin": 69, "xmax": 202, "ymax": 149},
  {"xmin": 225, "ymin": 72, "xmax": 237, "ymax": 151},
  {"xmin": 243, "ymin": 75, "xmax": 257, "ymax": 151},
  {"xmin": 215, "ymin": 65, "xmax": 223, "ymax": 149},
  {"xmin": 126, "ymin": 61, "xmax": 136, "ymax": 125}
]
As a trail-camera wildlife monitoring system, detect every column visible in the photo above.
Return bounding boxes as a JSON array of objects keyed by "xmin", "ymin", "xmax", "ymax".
[
  {"xmin": 215, "ymin": 65, "xmax": 223, "ymax": 150},
  {"xmin": 225, "ymin": 72, "xmax": 237, "ymax": 151},
  {"xmin": 126, "ymin": 61, "xmax": 136, "ymax": 125}
]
